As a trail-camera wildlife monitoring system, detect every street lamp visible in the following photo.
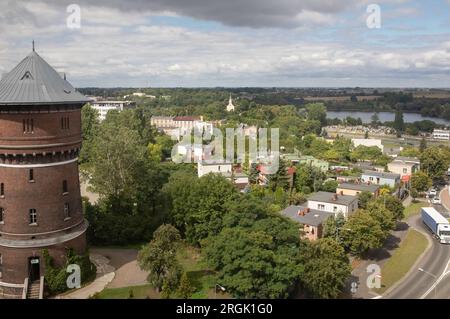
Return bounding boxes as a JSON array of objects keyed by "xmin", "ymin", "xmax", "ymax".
[
  {"xmin": 418, "ymin": 268, "xmax": 437, "ymax": 298},
  {"xmin": 214, "ymin": 284, "xmax": 226, "ymax": 299}
]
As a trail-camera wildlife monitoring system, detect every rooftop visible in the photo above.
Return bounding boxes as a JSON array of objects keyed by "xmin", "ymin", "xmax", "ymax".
[
  {"xmin": 281, "ymin": 205, "xmax": 334, "ymax": 226},
  {"xmin": 337, "ymin": 182, "xmax": 380, "ymax": 193},
  {"xmin": 0, "ymin": 50, "xmax": 89, "ymax": 106},
  {"xmin": 308, "ymin": 191, "xmax": 358, "ymax": 206},
  {"xmin": 362, "ymin": 170, "xmax": 401, "ymax": 179},
  {"xmin": 390, "ymin": 156, "xmax": 420, "ymax": 164}
]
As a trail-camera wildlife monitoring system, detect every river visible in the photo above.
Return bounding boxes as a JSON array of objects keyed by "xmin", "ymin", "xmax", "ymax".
[{"xmin": 326, "ymin": 111, "xmax": 450, "ymax": 126}]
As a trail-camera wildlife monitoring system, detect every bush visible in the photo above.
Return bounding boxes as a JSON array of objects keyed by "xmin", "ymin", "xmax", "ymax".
[{"xmin": 43, "ymin": 248, "xmax": 97, "ymax": 295}]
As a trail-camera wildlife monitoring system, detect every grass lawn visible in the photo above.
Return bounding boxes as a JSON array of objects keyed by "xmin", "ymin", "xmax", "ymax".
[
  {"xmin": 403, "ymin": 201, "xmax": 427, "ymax": 220},
  {"xmin": 95, "ymin": 284, "xmax": 157, "ymax": 299},
  {"xmin": 374, "ymin": 229, "xmax": 428, "ymax": 294},
  {"xmin": 96, "ymin": 242, "xmax": 227, "ymax": 299}
]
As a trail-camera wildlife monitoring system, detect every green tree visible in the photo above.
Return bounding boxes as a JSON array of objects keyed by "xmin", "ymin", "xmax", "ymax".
[
  {"xmin": 394, "ymin": 110, "xmax": 405, "ymax": 135},
  {"xmin": 420, "ymin": 146, "xmax": 448, "ymax": 182},
  {"xmin": 306, "ymin": 103, "xmax": 327, "ymax": 126},
  {"xmin": 163, "ymin": 173, "xmax": 238, "ymax": 245},
  {"xmin": 341, "ymin": 211, "xmax": 385, "ymax": 256},
  {"xmin": 419, "ymin": 138, "xmax": 427, "ymax": 153},
  {"xmin": 321, "ymin": 180, "xmax": 338, "ymax": 193},
  {"xmin": 411, "ymin": 171, "xmax": 432, "ymax": 193},
  {"xmin": 375, "ymin": 195, "xmax": 404, "ymax": 221},
  {"xmin": 80, "ymin": 104, "xmax": 100, "ymax": 163},
  {"xmin": 177, "ymin": 272, "xmax": 195, "ymax": 299},
  {"xmin": 300, "ymin": 238, "xmax": 351, "ymax": 298},
  {"xmin": 137, "ymin": 224, "xmax": 182, "ymax": 292},
  {"xmin": 357, "ymin": 191, "xmax": 373, "ymax": 209},
  {"xmin": 323, "ymin": 214, "xmax": 346, "ymax": 241},
  {"xmin": 366, "ymin": 202, "xmax": 396, "ymax": 235}
]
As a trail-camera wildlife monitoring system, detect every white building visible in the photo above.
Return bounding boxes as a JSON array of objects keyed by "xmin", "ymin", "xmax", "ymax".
[
  {"xmin": 197, "ymin": 162, "xmax": 249, "ymax": 191},
  {"xmin": 197, "ymin": 161, "xmax": 233, "ymax": 177},
  {"xmin": 351, "ymin": 138, "xmax": 384, "ymax": 152},
  {"xmin": 433, "ymin": 129, "xmax": 450, "ymax": 140},
  {"xmin": 307, "ymin": 191, "xmax": 358, "ymax": 219},
  {"xmin": 150, "ymin": 115, "xmax": 214, "ymax": 140},
  {"xmin": 175, "ymin": 143, "xmax": 214, "ymax": 163},
  {"xmin": 226, "ymin": 94, "xmax": 235, "ymax": 112},
  {"xmin": 387, "ymin": 156, "xmax": 420, "ymax": 178},
  {"xmin": 91, "ymin": 100, "xmax": 136, "ymax": 121}
]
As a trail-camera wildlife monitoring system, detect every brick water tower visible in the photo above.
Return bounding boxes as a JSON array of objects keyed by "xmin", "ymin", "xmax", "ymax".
[{"xmin": 0, "ymin": 46, "xmax": 89, "ymax": 298}]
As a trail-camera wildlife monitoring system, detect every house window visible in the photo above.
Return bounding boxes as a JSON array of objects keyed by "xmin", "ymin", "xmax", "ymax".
[
  {"xmin": 318, "ymin": 204, "xmax": 325, "ymax": 210},
  {"xmin": 29, "ymin": 209, "xmax": 37, "ymax": 225},
  {"xmin": 23, "ymin": 119, "xmax": 34, "ymax": 133},
  {"xmin": 29, "ymin": 169, "xmax": 34, "ymax": 182},
  {"xmin": 64, "ymin": 203, "xmax": 70, "ymax": 219},
  {"xmin": 333, "ymin": 206, "xmax": 338, "ymax": 212},
  {"xmin": 62, "ymin": 180, "xmax": 68, "ymax": 194},
  {"xmin": 0, "ymin": 207, "xmax": 4, "ymax": 223},
  {"xmin": 369, "ymin": 177, "xmax": 374, "ymax": 181},
  {"xmin": 403, "ymin": 168, "xmax": 407, "ymax": 174},
  {"xmin": 0, "ymin": 183, "xmax": 4, "ymax": 197}
]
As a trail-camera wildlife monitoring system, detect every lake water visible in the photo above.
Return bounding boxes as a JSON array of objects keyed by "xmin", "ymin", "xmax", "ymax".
[{"xmin": 326, "ymin": 111, "xmax": 450, "ymax": 126}]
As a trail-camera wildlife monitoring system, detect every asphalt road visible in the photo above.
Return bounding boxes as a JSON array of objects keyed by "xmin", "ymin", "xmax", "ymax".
[{"xmin": 383, "ymin": 203, "xmax": 450, "ymax": 299}]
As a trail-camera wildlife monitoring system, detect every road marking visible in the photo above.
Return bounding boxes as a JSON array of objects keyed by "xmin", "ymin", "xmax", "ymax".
[{"xmin": 420, "ymin": 259, "xmax": 450, "ymax": 299}]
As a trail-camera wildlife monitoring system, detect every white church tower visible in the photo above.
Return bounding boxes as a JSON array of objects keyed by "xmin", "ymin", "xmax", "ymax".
[{"xmin": 226, "ymin": 94, "xmax": 235, "ymax": 112}]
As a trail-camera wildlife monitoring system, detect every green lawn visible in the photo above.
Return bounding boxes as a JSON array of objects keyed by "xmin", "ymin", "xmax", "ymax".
[
  {"xmin": 403, "ymin": 201, "xmax": 427, "ymax": 220},
  {"xmin": 96, "ymin": 242, "xmax": 224, "ymax": 299},
  {"xmin": 374, "ymin": 229, "xmax": 428, "ymax": 294},
  {"xmin": 95, "ymin": 284, "xmax": 156, "ymax": 299}
]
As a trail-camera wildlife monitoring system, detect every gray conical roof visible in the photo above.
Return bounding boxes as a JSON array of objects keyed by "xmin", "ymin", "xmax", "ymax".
[{"xmin": 0, "ymin": 50, "xmax": 89, "ymax": 106}]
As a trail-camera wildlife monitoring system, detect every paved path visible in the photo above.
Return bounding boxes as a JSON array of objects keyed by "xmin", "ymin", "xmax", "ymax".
[
  {"xmin": 57, "ymin": 253, "xmax": 115, "ymax": 299},
  {"xmin": 91, "ymin": 248, "xmax": 148, "ymax": 288},
  {"xmin": 57, "ymin": 248, "xmax": 148, "ymax": 299}
]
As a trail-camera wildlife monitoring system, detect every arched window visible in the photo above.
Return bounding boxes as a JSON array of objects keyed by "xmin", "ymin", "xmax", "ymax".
[
  {"xmin": 29, "ymin": 169, "xmax": 34, "ymax": 182},
  {"xmin": 62, "ymin": 180, "xmax": 68, "ymax": 194},
  {"xmin": 0, "ymin": 207, "xmax": 4, "ymax": 223},
  {"xmin": 0, "ymin": 183, "xmax": 4, "ymax": 197}
]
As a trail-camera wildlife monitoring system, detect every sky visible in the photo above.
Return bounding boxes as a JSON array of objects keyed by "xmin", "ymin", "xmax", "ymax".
[{"xmin": 0, "ymin": 0, "xmax": 450, "ymax": 88}]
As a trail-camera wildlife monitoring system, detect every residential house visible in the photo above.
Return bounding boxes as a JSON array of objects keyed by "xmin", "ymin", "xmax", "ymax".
[
  {"xmin": 360, "ymin": 170, "xmax": 400, "ymax": 188},
  {"xmin": 336, "ymin": 182, "xmax": 380, "ymax": 198},
  {"xmin": 433, "ymin": 129, "xmax": 450, "ymax": 140},
  {"xmin": 280, "ymin": 206, "xmax": 334, "ymax": 241},
  {"xmin": 387, "ymin": 156, "xmax": 420, "ymax": 179},
  {"xmin": 307, "ymin": 191, "xmax": 358, "ymax": 218}
]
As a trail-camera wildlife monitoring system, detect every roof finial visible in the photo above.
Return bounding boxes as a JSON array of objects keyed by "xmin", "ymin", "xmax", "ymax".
[{"xmin": 32, "ymin": 40, "xmax": 35, "ymax": 52}]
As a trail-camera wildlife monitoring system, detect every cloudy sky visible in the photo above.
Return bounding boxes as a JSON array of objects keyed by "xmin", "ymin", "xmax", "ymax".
[{"xmin": 0, "ymin": 0, "xmax": 450, "ymax": 87}]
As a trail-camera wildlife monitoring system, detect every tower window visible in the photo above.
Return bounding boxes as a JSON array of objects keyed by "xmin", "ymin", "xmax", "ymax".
[
  {"xmin": 29, "ymin": 169, "xmax": 34, "ymax": 182},
  {"xmin": 0, "ymin": 183, "xmax": 4, "ymax": 197},
  {"xmin": 64, "ymin": 203, "xmax": 70, "ymax": 219},
  {"xmin": 62, "ymin": 180, "xmax": 68, "ymax": 194},
  {"xmin": 0, "ymin": 208, "xmax": 4, "ymax": 223},
  {"xmin": 29, "ymin": 209, "xmax": 37, "ymax": 225},
  {"xmin": 61, "ymin": 116, "xmax": 70, "ymax": 130},
  {"xmin": 23, "ymin": 119, "xmax": 34, "ymax": 133}
]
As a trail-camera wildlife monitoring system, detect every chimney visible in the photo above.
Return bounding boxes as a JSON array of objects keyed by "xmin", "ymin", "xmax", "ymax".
[
  {"xmin": 340, "ymin": 191, "xmax": 344, "ymax": 196},
  {"xmin": 332, "ymin": 194, "xmax": 338, "ymax": 201}
]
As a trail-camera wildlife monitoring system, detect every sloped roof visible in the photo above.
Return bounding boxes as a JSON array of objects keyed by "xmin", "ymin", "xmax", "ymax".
[{"xmin": 0, "ymin": 50, "xmax": 89, "ymax": 106}]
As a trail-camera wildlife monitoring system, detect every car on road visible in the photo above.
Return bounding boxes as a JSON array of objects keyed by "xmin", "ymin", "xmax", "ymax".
[
  {"xmin": 432, "ymin": 197, "xmax": 441, "ymax": 205},
  {"xmin": 428, "ymin": 189, "xmax": 437, "ymax": 197}
]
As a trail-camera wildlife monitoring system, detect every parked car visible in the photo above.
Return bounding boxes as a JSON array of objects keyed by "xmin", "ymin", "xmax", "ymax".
[
  {"xmin": 432, "ymin": 197, "xmax": 441, "ymax": 205},
  {"xmin": 429, "ymin": 189, "xmax": 437, "ymax": 197}
]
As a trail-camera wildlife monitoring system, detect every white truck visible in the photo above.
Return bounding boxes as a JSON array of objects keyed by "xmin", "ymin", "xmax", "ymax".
[{"xmin": 421, "ymin": 207, "xmax": 450, "ymax": 244}]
